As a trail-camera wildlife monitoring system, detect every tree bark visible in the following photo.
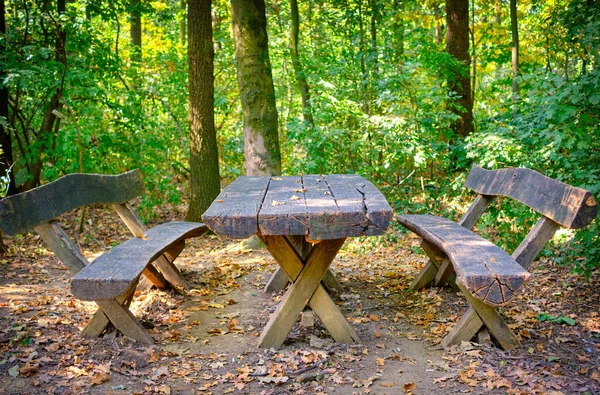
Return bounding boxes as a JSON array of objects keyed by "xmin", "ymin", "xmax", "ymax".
[
  {"xmin": 130, "ymin": 0, "xmax": 142, "ymax": 64},
  {"xmin": 180, "ymin": 0, "xmax": 187, "ymax": 45},
  {"xmin": 0, "ymin": 0, "xmax": 17, "ymax": 196},
  {"xmin": 358, "ymin": 0, "xmax": 370, "ymax": 115},
  {"xmin": 434, "ymin": 2, "xmax": 443, "ymax": 45},
  {"xmin": 392, "ymin": 0, "xmax": 404, "ymax": 62},
  {"xmin": 186, "ymin": 0, "xmax": 221, "ymax": 221},
  {"xmin": 446, "ymin": 0, "xmax": 474, "ymax": 137},
  {"xmin": 510, "ymin": 0, "xmax": 519, "ymax": 118},
  {"xmin": 231, "ymin": 0, "xmax": 282, "ymax": 176},
  {"xmin": 24, "ymin": 0, "xmax": 67, "ymax": 191},
  {"xmin": 289, "ymin": 0, "xmax": 313, "ymax": 126}
]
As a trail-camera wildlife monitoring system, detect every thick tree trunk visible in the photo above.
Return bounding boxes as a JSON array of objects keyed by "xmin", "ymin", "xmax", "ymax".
[
  {"xmin": 392, "ymin": 0, "xmax": 405, "ymax": 62},
  {"xmin": 186, "ymin": 0, "xmax": 221, "ymax": 221},
  {"xmin": 130, "ymin": 0, "xmax": 142, "ymax": 64},
  {"xmin": 289, "ymin": 0, "xmax": 313, "ymax": 126},
  {"xmin": 0, "ymin": 0, "xmax": 17, "ymax": 196},
  {"xmin": 231, "ymin": 0, "xmax": 282, "ymax": 176},
  {"xmin": 510, "ymin": 0, "xmax": 519, "ymax": 118},
  {"xmin": 24, "ymin": 0, "xmax": 67, "ymax": 191},
  {"xmin": 446, "ymin": 0, "xmax": 474, "ymax": 137}
]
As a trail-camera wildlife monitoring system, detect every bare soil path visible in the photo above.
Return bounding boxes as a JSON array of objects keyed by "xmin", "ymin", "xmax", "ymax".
[{"xmin": 0, "ymin": 206, "xmax": 598, "ymax": 394}]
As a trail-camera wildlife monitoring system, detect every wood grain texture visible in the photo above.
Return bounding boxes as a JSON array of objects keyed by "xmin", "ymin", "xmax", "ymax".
[
  {"xmin": 34, "ymin": 221, "xmax": 88, "ymax": 275},
  {"xmin": 202, "ymin": 176, "xmax": 271, "ymax": 239},
  {"xmin": 261, "ymin": 235, "xmax": 359, "ymax": 343},
  {"xmin": 259, "ymin": 176, "xmax": 308, "ymax": 235},
  {"xmin": 397, "ymin": 214, "xmax": 530, "ymax": 306},
  {"xmin": 512, "ymin": 216, "xmax": 560, "ymax": 269},
  {"xmin": 71, "ymin": 222, "xmax": 207, "ymax": 300},
  {"xmin": 0, "ymin": 170, "xmax": 144, "ymax": 235},
  {"xmin": 466, "ymin": 165, "xmax": 597, "ymax": 229},
  {"xmin": 258, "ymin": 236, "xmax": 357, "ymax": 348},
  {"xmin": 204, "ymin": 174, "xmax": 392, "ymax": 240}
]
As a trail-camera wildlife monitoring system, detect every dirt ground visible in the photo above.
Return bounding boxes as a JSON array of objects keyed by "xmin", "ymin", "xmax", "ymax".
[{"xmin": 0, "ymin": 206, "xmax": 599, "ymax": 394}]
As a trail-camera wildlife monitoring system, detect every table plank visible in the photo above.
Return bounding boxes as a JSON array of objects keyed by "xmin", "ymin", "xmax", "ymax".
[
  {"xmin": 259, "ymin": 176, "xmax": 308, "ymax": 235},
  {"xmin": 323, "ymin": 174, "xmax": 369, "ymax": 237},
  {"xmin": 202, "ymin": 176, "xmax": 271, "ymax": 239},
  {"xmin": 302, "ymin": 175, "xmax": 341, "ymax": 240},
  {"xmin": 349, "ymin": 175, "xmax": 393, "ymax": 235}
]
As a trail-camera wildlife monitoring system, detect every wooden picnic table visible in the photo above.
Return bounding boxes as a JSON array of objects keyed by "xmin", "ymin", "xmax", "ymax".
[{"xmin": 202, "ymin": 174, "xmax": 393, "ymax": 349}]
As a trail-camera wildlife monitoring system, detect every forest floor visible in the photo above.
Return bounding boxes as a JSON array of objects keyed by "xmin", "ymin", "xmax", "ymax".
[{"xmin": 0, "ymin": 205, "xmax": 599, "ymax": 395}]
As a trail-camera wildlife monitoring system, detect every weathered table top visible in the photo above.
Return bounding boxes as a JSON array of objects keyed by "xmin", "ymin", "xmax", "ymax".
[{"xmin": 202, "ymin": 174, "xmax": 393, "ymax": 240}]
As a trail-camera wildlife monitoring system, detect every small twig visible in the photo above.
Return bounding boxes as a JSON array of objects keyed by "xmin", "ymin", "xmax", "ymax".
[{"xmin": 290, "ymin": 359, "xmax": 327, "ymax": 375}]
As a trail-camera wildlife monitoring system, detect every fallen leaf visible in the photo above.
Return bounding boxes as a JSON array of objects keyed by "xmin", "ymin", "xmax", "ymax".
[{"xmin": 404, "ymin": 382, "xmax": 416, "ymax": 393}]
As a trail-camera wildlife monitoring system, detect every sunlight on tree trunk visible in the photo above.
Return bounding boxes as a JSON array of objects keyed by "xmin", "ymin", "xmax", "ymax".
[
  {"xmin": 231, "ymin": 0, "xmax": 281, "ymax": 176},
  {"xmin": 186, "ymin": 0, "xmax": 220, "ymax": 221},
  {"xmin": 289, "ymin": 0, "xmax": 314, "ymax": 127},
  {"xmin": 130, "ymin": 0, "xmax": 142, "ymax": 65},
  {"xmin": 446, "ymin": 0, "xmax": 474, "ymax": 137},
  {"xmin": 510, "ymin": 0, "xmax": 519, "ymax": 119}
]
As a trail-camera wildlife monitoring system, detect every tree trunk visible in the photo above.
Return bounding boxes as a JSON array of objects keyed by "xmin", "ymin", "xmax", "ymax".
[
  {"xmin": 434, "ymin": 2, "xmax": 443, "ymax": 45},
  {"xmin": 289, "ymin": 0, "xmax": 313, "ymax": 126},
  {"xmin": 446, "ymin": 0, "xmax": 474, "ymax": 137},
  {"xmin": 510, "ymin": 0, "xmax": 519, "ymax": 118},
  {"xmin": 369, "ymin": 0, "xmax": 379, "ymax": 75},
  {"xmin": 130, "ymin": 0, "xmax": 142, "ymax": 64},
  {"xmin": 392, "ymin": 0, "xmax": 405, "ymax": 62},
  {"xmin": 495, "ymin": 0, "xmax": 502, "ymax": 24},
  {"xmin": 0, "ymin": 0, "xmax": 17, "ymax": 196},
  {"xmin": 231, "ymin": 0, "xmax": 282, "ymax": 176},
  {"xmin": 180, "ymin": 0, "xmax": 187, "ymax": 45},
  {"xmin": 24, "ymin": 0, "xmax": 67, "ymax": 191},
  {"xmin": 358, "ymin": 0, "xmax": 370, "ymax": 115},
  {"xmin": 186, "ymin": 0, "xmax": 221, "ymax": 221}
]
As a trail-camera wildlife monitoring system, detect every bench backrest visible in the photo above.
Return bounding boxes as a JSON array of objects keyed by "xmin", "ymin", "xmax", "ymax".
[
  {"xmin": 460, "ymin": 165, "xmax": 597, "ymax": 269},
  {"xmin": 0, "ymin": 170, "xmax": 144, "ymax": 235},
  {"xmin": 465, "ymin": 165, "xmax": 597, "ymax": 229}
]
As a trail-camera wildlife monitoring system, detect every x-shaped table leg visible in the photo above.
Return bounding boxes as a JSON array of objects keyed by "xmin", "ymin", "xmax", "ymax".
[{"xmin": 258, "ymin": 235, "xmax": 361, "ymax": 349}]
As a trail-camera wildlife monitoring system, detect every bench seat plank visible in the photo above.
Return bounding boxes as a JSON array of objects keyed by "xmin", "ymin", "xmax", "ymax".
[
  {"xmin": 397, "ymin": 214, "xmax": 530, "ymax": 307},
  {"xmin": 71, "ymin": 221, "xmax": 207, "ymax": 300}
]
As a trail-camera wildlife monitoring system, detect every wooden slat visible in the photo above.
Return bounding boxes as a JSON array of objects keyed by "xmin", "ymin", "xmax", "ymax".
[
  {"xmin": 71, "ymin": 222, "xmax": 207, "ymax": 300},
  {"xmin": 0, "ymin": 170, "xmax": 144, "ymax": 235},
  {"xmin": 302, "ymin": 175, "xmax": 340, "ymax": 240},
  {"xmin": 259, "ymin": 176, "xmax": 308, "ymax": 235},
  {"xmin": 321, "ymin": 175, "xmax": 368, "ymax": 237},
  {"xmin": 337, "ymin": 174, "xmax": 393, "ymax": 235},
  {"xmin": 465, "ymin": 165, "xmax": 597, "ymax": 229},
  {"xmin": 202, "ymin": 176, "xmax": 271, "ymax": 239},
  {"xmin": 397, "ymin": 214, "xmax": 530, "ymax": 306}
]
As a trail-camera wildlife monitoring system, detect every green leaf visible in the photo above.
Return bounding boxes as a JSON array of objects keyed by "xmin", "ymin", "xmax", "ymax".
[
  {"xmin": 8, "ymin": 365, "xmax": 20, "ymax": 377},
  {"xmin": 548, "ymin": 356, "xmax": 561, "ymax": 362}
]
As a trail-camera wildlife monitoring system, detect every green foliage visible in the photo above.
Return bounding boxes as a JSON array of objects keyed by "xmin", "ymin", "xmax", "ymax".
[{"xmin": 537, "ymin": 313, "xmax": 577, "ymax": 326}]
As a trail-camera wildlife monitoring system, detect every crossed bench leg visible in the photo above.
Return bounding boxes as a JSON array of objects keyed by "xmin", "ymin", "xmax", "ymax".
[{"xmin": 257, "ymin": 235, "xmax": 361, "ymax": 349}]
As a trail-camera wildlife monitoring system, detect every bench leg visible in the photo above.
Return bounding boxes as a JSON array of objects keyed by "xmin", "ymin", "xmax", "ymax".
[
  {"xmin": 153, "ymin": 254, "xmax": 187, "ymax": 293},
  {"xmin": 258, "ymin": 236, "xmax": 359, "ymax": 348},
  {"xmin": 81, "ymin": 282, "xmax": 137, "ymax": 337},
  {"xmin": 410, "ymin": 241, "xmax": 458, "ymax": 291},
  {"xmin": 442, "ymin": 282, "xmax": 521, "ymax": 350},
  {"xmin": 95, "ymin": 299, "xmax": 154, "ymax": 344}
]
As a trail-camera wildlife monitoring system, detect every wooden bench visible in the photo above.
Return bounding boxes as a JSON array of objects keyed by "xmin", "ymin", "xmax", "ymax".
[
  {"xmin": 0, "ymin": 170, "xmax": 207, "ymax": 344},
  {"xmin": 397, "ymin": 165, "xmax": 597, "ymax": 350}
]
